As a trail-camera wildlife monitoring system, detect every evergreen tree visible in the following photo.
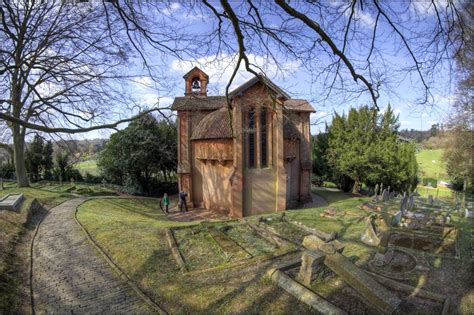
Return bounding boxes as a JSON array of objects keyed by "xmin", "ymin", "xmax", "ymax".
[
  {"xmin": 325, "ymin": 105, "xmax": 417, "ymax": 193},
  {"xmin": 43, "ymin": 141, "xmax": 54, "ymax": 180},
  {"xmin": 98, "ymin": 114, "xmax": 177, "ymax": 195},
  {"xmin": 25, "ymin": 135, "xmax": 45, "ymax": 182}
]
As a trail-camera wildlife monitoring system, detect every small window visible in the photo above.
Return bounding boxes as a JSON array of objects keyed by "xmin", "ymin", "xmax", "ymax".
[{"xmin": 260, "ymin": 108, "xmax": 267, "ymax": 167}]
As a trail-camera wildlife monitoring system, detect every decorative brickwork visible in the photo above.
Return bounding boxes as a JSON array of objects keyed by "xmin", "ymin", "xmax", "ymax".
[{"xmin": 173, "ymin": 68, "xmax": 315, "ymax": 217}]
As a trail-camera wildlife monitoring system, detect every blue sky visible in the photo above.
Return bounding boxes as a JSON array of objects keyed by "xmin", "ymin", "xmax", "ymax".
[{"xmin": 83, "ymin": 1, "xmax": 459, "ymax": 138}]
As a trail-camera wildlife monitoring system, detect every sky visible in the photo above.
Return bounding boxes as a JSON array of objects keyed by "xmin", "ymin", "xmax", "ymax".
[{"xmin": 82, "ymin": 1, "xmax": 459, "ymax": 139}]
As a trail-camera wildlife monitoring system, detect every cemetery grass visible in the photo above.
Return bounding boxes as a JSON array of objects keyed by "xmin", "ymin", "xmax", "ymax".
[
  {"xmin": 416, "ymin": 149, "xmax": 447, "ymax": 180},
  {"xmin": 74, "ymin": 159, "xmax": 99, "ymax": 176},
  {"xmin": 76, "ymin": 191, "xmax": 376, "ymax": 313},
  {"xmin": 0, "ymin": 185, "xmax": 75, "ymax": 313},
  {"xmin": 30, "ymin": 181, "xmax": 117, "ymax": 196}
]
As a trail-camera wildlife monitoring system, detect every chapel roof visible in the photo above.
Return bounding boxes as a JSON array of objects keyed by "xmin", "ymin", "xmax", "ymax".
[
  {"xmin": 191, "ymin": 107, "xmax": 233, "ymax": 140},
  {"xmin": 171, "ymin": 96, "xmax": 227, "ymax": 111},
  {"xmin": 228, "ymin": 75, "xmax": 291, "ymax": 99},
  {"xmin": 171, "ymin": 73, "xmax": 315, "ymax": 113}
]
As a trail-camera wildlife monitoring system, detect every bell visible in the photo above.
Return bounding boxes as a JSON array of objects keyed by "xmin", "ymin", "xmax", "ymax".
[{"xmin": 192, "ymin": 79, "xmax": 200, "ymax": 90}]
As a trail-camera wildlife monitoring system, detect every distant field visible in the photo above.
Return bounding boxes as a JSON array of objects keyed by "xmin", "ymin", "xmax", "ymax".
[
  {"xmin": 74, "ymin": 159, "xmax": 99, "ymax": 176},
  {"xmin": 416, "ymin": 149, "xmax": 447, "ymax": 180}
]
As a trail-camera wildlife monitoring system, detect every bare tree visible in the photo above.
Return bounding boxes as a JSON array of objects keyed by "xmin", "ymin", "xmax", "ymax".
[
  {"xmin": 1, "ymin": 0, "xmax": 469, "ymax": 186},
  {"xmin": 0, "ymin": 0, "xmax": 176, "ymax": 186}
]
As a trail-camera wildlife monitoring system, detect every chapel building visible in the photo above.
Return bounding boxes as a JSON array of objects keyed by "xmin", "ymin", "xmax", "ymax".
[{"xmin": 171, "ymin": 67, "xmax": 315, "ymax": 217}]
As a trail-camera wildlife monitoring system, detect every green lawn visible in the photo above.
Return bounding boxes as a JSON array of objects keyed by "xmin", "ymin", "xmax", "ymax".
[
  {"xmin": 416, "ymin": 149, "xmax": 447, "ymax": 180},
  {"xmin": 76, "ymin": 191, "xmax": 377, "ymax": 313},
  {"xmin": 74, "ymin": 159, "xmax": 99, "ymax": 176}
]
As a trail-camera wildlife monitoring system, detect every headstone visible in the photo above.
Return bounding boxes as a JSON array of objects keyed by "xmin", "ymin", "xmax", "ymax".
[
  {"xmin": 0, "ymin": 178, "xmax": 3, "ymax": 191},
  {"xmin": 391, "ymin": 211, "xmax": 402, "ymax": 226},
  {"xmin": 389, "ymin": 191, "xmax": 396, "ymax": 200},
  {"xmin": 428, "ymin": 195, "xmax": 434, "ymax": 205},
  {"xmin": 400, "ymin": 196, "xmax": 407, "ymax": 214},
  {"xmin": 102, "ymin": 178, "xmax": 107, "ymax": 188},
  {"xmin": 361, "ymin": 217, "xmax": 381, "ymax": 247},
  {"xmin": 465, "ymin": 209, "xmax": 474, "ymax": 218},
  {"xmin": 408, "ymin": 193, "xmax": 414, "ymax": 210},
  {"xmin": 382, "ymin": 189, "xmax": 389, "ymax": 202},
  {"xmin": 374, "ymin": 184, "xmax": 380, "ymax": 199}
]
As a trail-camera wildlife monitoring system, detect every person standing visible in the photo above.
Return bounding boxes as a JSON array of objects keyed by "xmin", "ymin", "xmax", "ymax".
[
  {"xmin": 163, "ymin": 193, "xmax": 170, "ymax": 214},
  {"xmin": 179, "ymin": 190, "xmax": 188, "ymax": 212}
]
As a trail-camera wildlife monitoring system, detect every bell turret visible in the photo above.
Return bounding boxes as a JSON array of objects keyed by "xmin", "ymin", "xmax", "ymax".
[{"xmin": 183, "ymin": 67, "xmax": 209, "ymax": 96}]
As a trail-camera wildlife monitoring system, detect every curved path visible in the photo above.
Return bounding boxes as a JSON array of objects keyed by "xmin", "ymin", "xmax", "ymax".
[{"xmin": 32, "ymin": 198, "xmax": 153, "ymax": 314}]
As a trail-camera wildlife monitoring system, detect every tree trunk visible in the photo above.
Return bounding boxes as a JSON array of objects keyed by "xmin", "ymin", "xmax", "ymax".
[
  {"xmin": 461, "ymin": 178, "xmax": 467, "ymax": 209},
  {"xmin": 12, "ymin": 126, "xmax": 29, "ymax": 187}
]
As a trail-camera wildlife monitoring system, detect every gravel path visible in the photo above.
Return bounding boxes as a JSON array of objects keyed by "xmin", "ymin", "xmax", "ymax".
[{"xmin": 32, "ymin": 198, "xmax": 153, "ymax": 314}]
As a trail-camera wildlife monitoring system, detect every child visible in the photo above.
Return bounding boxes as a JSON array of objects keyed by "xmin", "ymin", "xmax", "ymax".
[{"xmin": 163, "ymin": 193, "xmax": 170, "ymax": 214}]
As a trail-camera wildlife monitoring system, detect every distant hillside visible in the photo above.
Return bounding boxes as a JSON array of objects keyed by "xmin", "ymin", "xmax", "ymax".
[{"xmin": 399, "ymin": 129, "xmax": 432, "ymax": 143}]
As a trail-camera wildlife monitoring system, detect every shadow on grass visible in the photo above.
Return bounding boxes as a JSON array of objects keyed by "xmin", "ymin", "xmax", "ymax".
[{"xmin": 312, "ymin": 187, "xmax": 357, "ymax": 205}]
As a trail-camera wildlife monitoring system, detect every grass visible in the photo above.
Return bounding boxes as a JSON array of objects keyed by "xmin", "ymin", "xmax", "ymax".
[
  {"xmin": 416, "ymin": 185, "xmax": 454, "ymax": 199},
  {"xmin": 76, "ymin": 189, "xmax": 378, "ymax": 313},
  {"xmin": 75, "ymin": 188, "xmax": 474, "ymax": 313},
  {"xmin": 74, "ymin": 159, "xmax": 99, "ymax": 176},
  {"xmin": 0, "ymin": 185, "xmax": 75, "ymax": 313},
  {"xmin": 30, "ymin": 181, "xmax": 117, "ymax": 196},
  {"xmin": 416, "ymin": 149, "xmax": 447, "ymax": 180}
]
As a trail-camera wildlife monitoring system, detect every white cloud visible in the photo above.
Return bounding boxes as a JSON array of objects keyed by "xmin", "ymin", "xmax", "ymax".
[
  {"xmin": 160, "ymin": 2, "xmax": 181, "ymax": 16},
  {"xmin": 170, "ymin": 53, "xmax": 301, "ymax": 94},
  {"xmin": 410, "ymin": 1, "xmax": 436, "ymax": 16},
  {"xmin": 331, "ymin": 1, "xmax": 375, "ymax": 28},
  {"xmin": 352, "ymin": 9, "xmax": 375, "ymax": 28}
]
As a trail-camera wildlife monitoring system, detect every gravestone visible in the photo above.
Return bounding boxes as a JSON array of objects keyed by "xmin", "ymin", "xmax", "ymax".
[
  {"xmin": 361, "ymin": 217, "xmax": 381, "ymax": 247},
  {"xmin": 465, "ymin": 209, "xmax": 474, "ymax": 218},
  {"xmin": 382, "ymin": 189, "xmax": 389, "ymax": 202},
  {"xmin": 408, "ymin": 193, "xmax": 414, "ymax": 210},
  {"xmin": 391, "ymin": 211, "xmax": 402, "ymax": 226},
  {"xmin": 400, "ymin": 196, "xmax": 407, "ymax": 214},
  {"xmin": 374, "ymin": 184, "xmax": 380, "ymax": 199},
  {"xmin": 389, "ymin": 191, "xmax": 396, "ymax": 200},
  {"xmin": 428, "ymin": 195, "xmax": 434, "ymax": 205},
  {"xmin": 0, "ymin": 193, "xmax": 25, "ymax": 211},
  {"xmin": 0, "ymin": 178, "xmax": 3, "ymax": 191}
]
